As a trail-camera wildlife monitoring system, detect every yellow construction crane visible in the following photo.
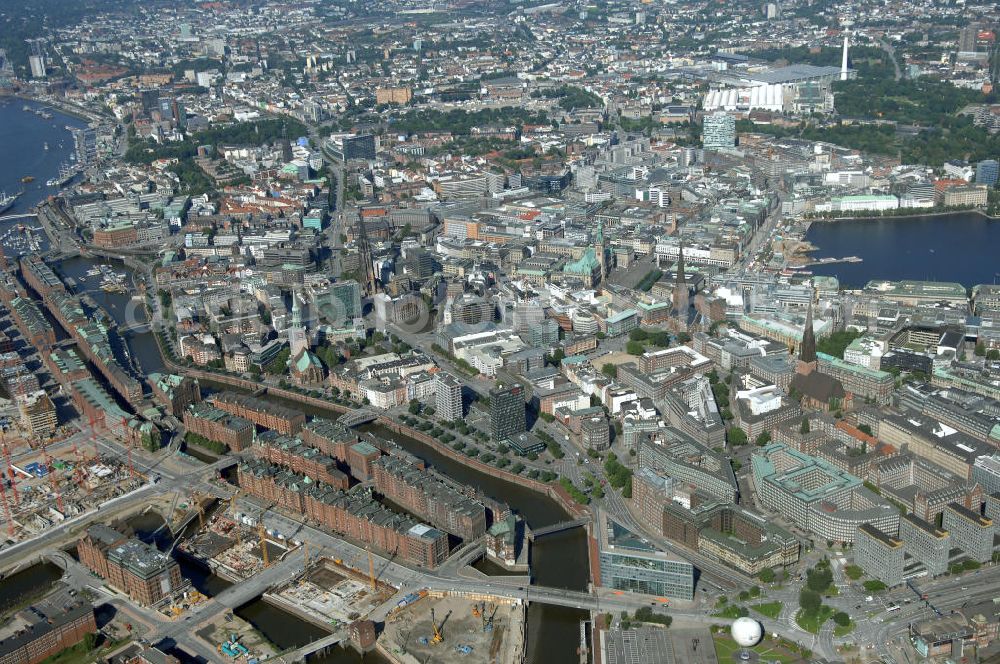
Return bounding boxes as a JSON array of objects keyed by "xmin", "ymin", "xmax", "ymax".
[
  {"xmin": 193, "ymin": 492, "xmax": 204, "ymax": 530},
  {"xmin": 430, "ymin": 608, "xmax": 443, "ymax": 645},
  {"xmin": 367, "ymin": 546, "xmax": 376, "ymax": 592},
  {"xmin": 258, "ymin": 521, "xmax": 270, "ymax": 567},
  {"xmin": 336, "ymin": 549, "xmax": 362, "ymax": 568}
]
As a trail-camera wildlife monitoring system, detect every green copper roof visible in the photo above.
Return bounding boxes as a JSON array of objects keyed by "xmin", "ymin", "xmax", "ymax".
[{"xmin": 563, "ymin": 247, "xmax": 600, "ymax": 275}]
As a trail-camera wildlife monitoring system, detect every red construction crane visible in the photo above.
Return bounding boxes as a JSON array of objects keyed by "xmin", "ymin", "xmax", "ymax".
[
  {"xmin": 40, "ymin": 440, "xmax": 64, "ymax": 515},
  {"xmin": 1, "ymin": 440, "xmax": 18, "ymax": 506},
  {"xmin": 71, "ymin": 441, "xmax": 88, "ymax": 494},
  {"xmin": 0, "ymin": 479, "xmax": 14, "ymax": 537},
  {"xmin": 88, "ymin": 413, "xmax": 100, "ymax": 460}
]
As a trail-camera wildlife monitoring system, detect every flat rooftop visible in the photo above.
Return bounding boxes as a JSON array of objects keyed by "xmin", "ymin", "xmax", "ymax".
[
  {"xmin": 858, "ymin": 523, "xmax": 903, "ymax": 549},
  {"xmin": 752, "ymin": 444, "xmax": 861, "ymax": 503},
  {"xmin": 902, "ymin": 513, "xmax": 949, "ymax": 539},
  {"xmin": 744, "ymin": 64, "xmax": 844, "ymax": 84}
]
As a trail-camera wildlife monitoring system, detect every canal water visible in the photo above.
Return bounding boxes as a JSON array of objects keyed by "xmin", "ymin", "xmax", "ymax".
[
  {"xmin": 198, "ymin": 380, "xmax": 590, "ymax": 664},
  {"xmin": 805, "ymin": 212, "xmax": 1000, "ymax": 288},
  {"xmin": 53, "ymin": 255, "xmax": 165, "ymax": 375},
  {"xmin": 2, "ymin": 102, "xmax": 587, "ymax": 662},
  {"xmin": 122, "ymin": 508, "xmax": 353, "ymax": 655},
  {"xmin": 0, "ymin": 98, "xmax": 87, "ymax": 221},
  {"xmin": 0, "ymin": 562, "xmax": 63, "ymax": 618}
]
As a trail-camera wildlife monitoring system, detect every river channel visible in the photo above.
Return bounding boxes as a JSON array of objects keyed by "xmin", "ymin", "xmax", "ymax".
[
  {"xmin": 198, "ymin": 379, "xmax": 591, "ymax": 664},
  {"xmin": 0, "ymin": 99, "xmax": 591, "ymax": 658},
  {"xmin": 122, "ymin": 509, "xmax": 388, "ymax": 664},
  {"xmin": 0, "ymin": 265, "xmax": 590, "ymax": 664}
]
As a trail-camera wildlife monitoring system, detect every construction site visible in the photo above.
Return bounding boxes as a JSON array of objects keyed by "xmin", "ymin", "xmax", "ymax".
[
  {"xmin": 116, "ymin": 480, "xmax": 398, "ymax": 631},
  {"xmin": 176, "ymin": 498, "xmax": 289, "ymax": 582},
  {"xmin": 381, "ymin": 593, "xmax": 526, "ymax": 664},
  {"xmin": 196, "ymin": 615, "xmax": 279, "ymax": 661},
  {"xmin": 0, "ymin": 435, "xmax": 147, "ymax": 544},
  {"xmin": 267, "ymin": 556, "xmax": 395, "ymax": 629}
]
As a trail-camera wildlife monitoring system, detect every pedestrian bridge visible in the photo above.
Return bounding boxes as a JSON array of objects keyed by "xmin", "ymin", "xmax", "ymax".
[{"xmin": 338, "ymin": 409, "xmax": 379, "ymax": 427}]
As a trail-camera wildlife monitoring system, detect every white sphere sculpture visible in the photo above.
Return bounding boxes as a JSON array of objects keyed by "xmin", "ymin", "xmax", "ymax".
[{"xmin": 731, "ymin": 617, "xmax": 763, "ymax": 648}]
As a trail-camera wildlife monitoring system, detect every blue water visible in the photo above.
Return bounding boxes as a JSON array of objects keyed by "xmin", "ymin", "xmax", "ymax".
[
  {"xmin": 805, "ymin": 213, "xmax": 1000, "ymax": 288},
  {"xmin": 0, "ymin": 97, "xmax": 86, "ymax": 215}
]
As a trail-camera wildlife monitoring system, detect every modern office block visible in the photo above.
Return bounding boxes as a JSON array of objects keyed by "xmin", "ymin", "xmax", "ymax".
[
  {"xmin": 598, "ymin": 514, "xmax": 694, "ymax": 600},
  {"xmin": 702, "ymin": 112, "xmax": 736, "ymax": 149},
  {"xmin": 900, "ymin": 513, "xmax": 951, "ymax": 577},
  {"xmin": 854, "ymin": 523, "xmax": 904, "ymax": 587},
  {"xmin": 942, "ymin": 502, "xmax": 993, "ymax": 563},
  {"xmin": 434, "ymin": 371, "xmax": 463, "ymax": 422},
  {"xmin": 976, "ymin": 159, "xmax": 999, "ymax": 186},
  {"xmin": 489, "ymin": 384, "xmax": 526, "ymax": 442},
  {"xmin": 972, "ymin": 455, "xmax": 1000, "ymax": 497}
]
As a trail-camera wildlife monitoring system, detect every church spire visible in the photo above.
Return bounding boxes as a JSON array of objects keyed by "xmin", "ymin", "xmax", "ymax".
[
  {"xmin": 675, "ymin": 241, "xmax": 686, "ymax": 286},
  {"xmin": 595, "ymin": 218, "xmax": 606, "ymax": 288},
  {"xmin": 800, "ymin": 301, "xmax": 817, "ymax": 364}
]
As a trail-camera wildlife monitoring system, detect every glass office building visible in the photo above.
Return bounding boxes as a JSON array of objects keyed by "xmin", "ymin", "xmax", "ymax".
[{"xmin": 598, "ymin": 520, "xmax": 694, "ymax": 599}]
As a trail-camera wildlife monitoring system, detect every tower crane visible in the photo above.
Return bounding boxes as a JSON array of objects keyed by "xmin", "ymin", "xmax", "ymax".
[
  {"xmin": 430, "ymin": 608, "xmax": 443, "ymax": 645},
  {"xmin": 483, "ymin": 603, "xmax": 498, "ymax": 632},
  {"xmin": 0, "ymin": 478, "xmax": 14, "ymax": 537},
  {"xmin": 193, "ymin": 492, "xmax": 204, "ymax": 529},
  {"xmin": 39, "ymin": 439, "xmax": 63, "ymax": 514},
  {"xmin": 258, "ymin": 520, "xmax": 270, "ymax": 567},
  {"xmin": 229, "ymin": 492, "xmax": 242, "ymax": 546},
  {"xmin": 1, "ymin": 439, "xmax": 19, "ymax": 505}
]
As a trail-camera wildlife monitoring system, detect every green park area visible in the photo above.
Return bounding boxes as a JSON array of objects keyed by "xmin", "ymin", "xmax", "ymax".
[
  {"xmin": 713, "ymin": 633, "xmax": 806, "ymax": 664},
  {"xmin": 751, "ymin": 601, "xmax": 783, "ymax": 619},
  {"xmin": 795, "ymin": 605, "xmax": 834, "ymax": 634}
]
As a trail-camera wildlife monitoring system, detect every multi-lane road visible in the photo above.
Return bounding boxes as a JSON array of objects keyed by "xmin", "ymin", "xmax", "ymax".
[
  {"xmin": 23, "ymin": 429, "xmax": 996, "ymax": 663},
  {"xmin": 0, "ymin": 434, "xmax": 232, "ymax": 574}
]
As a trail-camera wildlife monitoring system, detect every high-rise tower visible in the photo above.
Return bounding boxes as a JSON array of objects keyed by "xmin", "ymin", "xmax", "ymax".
[
  {"xmin": 840, "ymin": 33, "xmax": 850, "ymax": 81},
  {"xmin": 0, "ymin": 49, "xmax": 14, "ymax": 89},
  {"xmin": 489, "ymin": 385, "xmax": 526, "ymax": 443}
]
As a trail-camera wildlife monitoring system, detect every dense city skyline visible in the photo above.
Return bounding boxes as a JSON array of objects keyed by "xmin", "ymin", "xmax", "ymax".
[{"xmin": 0, "ymin": 1, "xmax": 999, "ymax": 663}]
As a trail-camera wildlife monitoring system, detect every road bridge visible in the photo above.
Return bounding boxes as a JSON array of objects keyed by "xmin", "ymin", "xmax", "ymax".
[
  {"xmin": 149, "ymin": 551, "xmax": 308, "ymax": 647},
  {"xmin": 337, "ymin": 408, "xmax": 378, "ymax": 427},
  {"xmin": 528, "ymin": 518, "xmax": 589, "ymax": 540},
  {"xmin": 278, "ymin": 630, "xmax": 347, "ymax": 663}
]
